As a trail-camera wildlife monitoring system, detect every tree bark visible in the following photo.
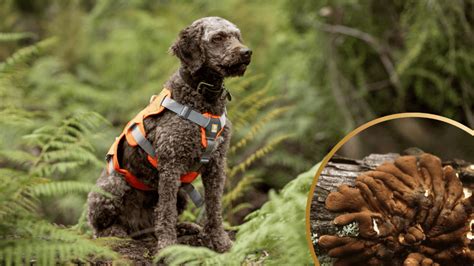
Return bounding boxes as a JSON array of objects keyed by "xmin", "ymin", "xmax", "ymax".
[
  {"xmin": 310, "ymin": 152, "xmax": 474, "ymax": 236},
  {"xmin": 310, "ymin": 153, "xmax": 400, "ymax": 236}
]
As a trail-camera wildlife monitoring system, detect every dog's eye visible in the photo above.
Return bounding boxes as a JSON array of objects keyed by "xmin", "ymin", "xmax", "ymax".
[{"xmin": 212, "ymin": 34, "xmax": 227, "ymax": 42}]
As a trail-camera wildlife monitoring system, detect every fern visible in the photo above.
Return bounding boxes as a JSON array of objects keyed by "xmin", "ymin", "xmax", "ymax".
[
  {"xmin": 228, "ymin": 134, "xmax": 291, "ymax": 178},
  {"xmin": 229, "ymin": 107, "xmax": 291, "ymax": 155},
  {"xmin": 24, "ymin": 112, "xmax": 107, "ymax": 177},
  {"xmin": 0, "ymin": 37, "xmax": 57, "ymax": 72},
  {"xmin": 223, "ymin": 174, "xmax": 260, "ymax": 209},
  {"xmin": 0, "ymin": 32, "xmax": 36, "ymax": 43},
  {"xmin": 0, "ymin": 154, "xmax": 119, "ymax": 264},
  {"xmin": 30, "ymin": 181, "xmax": 112, "ymax": 198},
  {"xmin": 0, "ymin": 58, "xmax": 118, "ymax": 263},
  {"xmin": 157, "ymin": 164, "xmax": 320, "ymax": 265}
]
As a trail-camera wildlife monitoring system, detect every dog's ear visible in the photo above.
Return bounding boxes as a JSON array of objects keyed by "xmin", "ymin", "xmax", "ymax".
[{"xmin": 170, "ymin": 23, "xmax": 205, "ymax": 74}]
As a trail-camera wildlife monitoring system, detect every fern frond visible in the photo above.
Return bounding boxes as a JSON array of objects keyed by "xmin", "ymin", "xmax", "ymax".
[
  {"xmin": 155, "ymin": 245, "xmax": 221, "ymax": 266},
  {"xmin": 230, "ymin": 106, "xmax": 291, "ymax": 154},
  {"xmin": 396, "ymin": 30, "xmax": 429, "ymax": 76},
  {"xmin": 0, "ymin": 221, "xmax": 119, "ymax": 264},
  {"xmin": 0, "ymin": 37, "xmax": 57, "ymax": 72},
  {"xmin": 231, "ymin": 97, "xmax": 280, "ymax": 131},
  {"xmin": 30, "ymin": 181, "xmax": 112, "ymax": 198},
  {"xmin": 0, "ymin": 175, "xmax": 44, "ymax": 221},
  {"xmin": 71, "ymin": 203, "xmax": 91, "ymax": 234},
  {"xmin": 0, "ymin": 150, "xmax": 36, "ymax": 168},
  {"xmin": 225, "ymin": 73, "xmax": 264, "ymax": 95},
  {"xmin": 0, "ymin": 32, "xmax": 37, "ymax": 43},
  {"xmin": 223, "ymin": 175, "xmax": 260, "ymax": 208},
  {"xmin": 26, "ymin": 111, "xmax": 107, "ymax": 177},
  {"xmin": 229, "ymin": 134, "xmax": 291, "ymax": 178},
  {"xmin": 0, "ymin": 108, "xmax": 34, "ymax": 126},
  {"xmin": 228, "ymin": 202, "xmax": 253, "ymax": 216},
  {"xmin": 227, "ymin": 82, "xmax": 270, "ymax": 113}
]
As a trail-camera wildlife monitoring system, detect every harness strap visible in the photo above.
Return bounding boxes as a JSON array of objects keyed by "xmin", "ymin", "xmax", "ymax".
[
  {"xmin": 129, "ymin": 117, "xmax": 206, "ymax": 207},
  {"xmin": 161, "ymin": 97, "xmax": 211, "ymax": 128},
  {"xmin": 161, "ymin": 96, "xmax": 226, "ymax": 164},
  {"xmin": 106, "ymin": 91, "xmax": 228, "ymax": 208},
  {"xmin": 130, "ymin": 124, "xmax": 156, "ymax": 158},
  {"xmin": 201, "ymin": 139, "xmax": 217, "ymax": 163},
  {"xmin": 107, "ymin": 155, "xmax": 114, "ymax": 174},
  {"xmin": 162, "ymin": 96, "xmax": 226, "ymax": 166},
  {"xmin": 181, "ymin": 183, "xmax": 204, "ymax": 207}
]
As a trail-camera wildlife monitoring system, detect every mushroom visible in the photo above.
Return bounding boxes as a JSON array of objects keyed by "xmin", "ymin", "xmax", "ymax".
[{"xmin": 319, "ymin": 153, "xmax": 473, "ymax": 265}]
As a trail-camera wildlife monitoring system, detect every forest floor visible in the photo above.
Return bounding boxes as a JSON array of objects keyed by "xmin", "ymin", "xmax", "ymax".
[{"xmin": 96, "ymin": 222, "xmax": 236, "ymax": 265}]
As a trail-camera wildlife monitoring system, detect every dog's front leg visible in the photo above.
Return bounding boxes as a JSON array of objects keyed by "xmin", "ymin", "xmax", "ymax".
[
  {"xmin": 154, "ymin": 166, "xmax": 181, "ymax": 252},
  {"xmin": 201, "ymin": 127, "xmax": 233, "ymax": 252},
  {"xmin": 201, "ymin": 155, "xmax": 233, "ymax": 252}
]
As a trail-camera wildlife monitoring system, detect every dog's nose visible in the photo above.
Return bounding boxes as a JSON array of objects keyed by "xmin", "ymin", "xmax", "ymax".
[{"xmin": 240, "ymin": 47, "xmax": 252, "ymax": 58}]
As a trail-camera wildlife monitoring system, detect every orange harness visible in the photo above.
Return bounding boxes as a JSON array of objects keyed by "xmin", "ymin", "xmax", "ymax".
[{"xmin": 105, "ymin": 88, "xmax": 226, "ymax": 203}]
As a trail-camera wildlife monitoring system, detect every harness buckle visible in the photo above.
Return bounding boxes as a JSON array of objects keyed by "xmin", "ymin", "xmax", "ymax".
[
  {"xmin": 200, "ymin": 157, "xmax": 210, "ymax": 164},
  {"xmin": 178, "ymin": 106, "xmax": 192, "ymax": 118}
]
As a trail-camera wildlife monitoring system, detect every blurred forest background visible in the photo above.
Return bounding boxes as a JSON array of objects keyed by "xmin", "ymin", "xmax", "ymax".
[
  {"xmin": 0, "ymin": 0, "xmax": 473, "ymax": 264},
  {"xmin": 338, "ymin": 117, "xmax": 474, "ymax": 161}
]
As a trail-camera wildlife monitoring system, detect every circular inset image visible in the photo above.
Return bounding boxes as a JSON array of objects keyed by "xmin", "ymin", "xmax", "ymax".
[{"xmin": 307, "ymin": 114, "xmax": 474, "ymax": 266}]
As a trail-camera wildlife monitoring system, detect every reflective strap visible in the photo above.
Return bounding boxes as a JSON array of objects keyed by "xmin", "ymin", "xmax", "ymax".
[
  {"xmin": 161, "ymin": 95, "xmax": 226, "ymax": 165},
  {"xmin": 219, "ymin": 112, "xmax": 226, "ymax": 128},
  {"xmin": 181, "ymin": 183, "xmax": 204, "ymax": 207},
  {"xmin": 200, "ymin": 139, "xmax": 218, "ymax": 164},
  {"xmin": 130, "ymin": 124, "xmax": 156, "ymax": 158},
  {"xmin": 107, "ymin": 156, "xmax": 115, "ymax": 174},
  {"xmin": 162, "ymin": 97, "xmax": 211, "ymax": 128}
]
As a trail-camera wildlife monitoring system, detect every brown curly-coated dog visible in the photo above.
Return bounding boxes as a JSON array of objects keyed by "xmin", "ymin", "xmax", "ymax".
[{"xmin": 87, "ymin": 17, "xmax": 252, "ymax": 253}]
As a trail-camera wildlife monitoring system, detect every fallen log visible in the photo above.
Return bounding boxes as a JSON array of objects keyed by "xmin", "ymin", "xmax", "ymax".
[{"xmin": 309, "ymin": 152, "xmax": 474, "ymax": 265}]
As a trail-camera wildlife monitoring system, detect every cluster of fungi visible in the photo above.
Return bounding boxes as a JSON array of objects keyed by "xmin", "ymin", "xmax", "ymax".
[{"xmin": 318, "ymin": 153, "xmax": 473, "ymax": 266}]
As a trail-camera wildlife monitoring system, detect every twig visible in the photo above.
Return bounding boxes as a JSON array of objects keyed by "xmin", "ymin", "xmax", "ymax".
[
  {"xmin": 315, "ymin": 22, "xmax": 403, "ymax": 104},
  {"xmin": 327, "ymin": 41, "xmax": 355, "ymax": 131},
  {"xmin": 461, "ymin": 81, "xmax": 474, "ymax": 128},
  {"xmin": 367, "ymin": 79, "xmax": 391, "ymax": 91}
]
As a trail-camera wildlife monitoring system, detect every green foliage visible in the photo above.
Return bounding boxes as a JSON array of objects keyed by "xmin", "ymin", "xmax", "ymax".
[
  {"xmin": 0, "ymin": 40, "xmax": 118, "ymax": 263},
  {"xmin": 285, "ymin": 0, "xmax": 474, "ymax": 124},
  {"xmin": 0, "ymin": 32, "xmax": 36, "ymax": 43},
  {"xmin": 1, "ymin": 1, "xmax": 294, "ymax": 262},
  {"xmin": 1, "ymin": 0, "xmax": 471, "ymax": 263},
  {"xmin": 0, "ymin": 221, "xmax": 118, "ymax": 265},
  {"xmin": 0, "ymin": 37, "xmax": 56, "ymax": 72},
  {"xmin": 25, "ymin": 112, "xmax": 107, "ymax": 177},
  {"xmin": 0, "ymin": 155, "xmax": 118, "ymax": 264},
  {"xmin": 157, "ymin": 164, "xmax": 319, "ymax": 265},
  {"xmin": 30, "ymin": 181, "xmax": 111, "ymax": 198}
]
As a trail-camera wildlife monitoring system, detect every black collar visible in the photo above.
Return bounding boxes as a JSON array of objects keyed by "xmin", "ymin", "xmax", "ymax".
[{"xmin": 179, "ymin": 68, "xmax": 232, "ymax": 101}]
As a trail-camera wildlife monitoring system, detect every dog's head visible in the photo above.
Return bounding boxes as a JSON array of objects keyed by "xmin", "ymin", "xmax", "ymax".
[{"xmin": 170, "ymin": 17, "xmax": 252, "ymax": 77}]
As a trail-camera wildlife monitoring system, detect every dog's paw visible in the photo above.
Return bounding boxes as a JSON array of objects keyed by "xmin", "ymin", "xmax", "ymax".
[
  {"xmin": 95, "ymin": 224, "xmax": 128, "ymax": 238},
  {"xmin": 177, "ymin": 222, "xmax": 203, "ymax": 236},
  {"xmin": 203, "ymin": 229, "xmax": 233, "ymax": 253},
  {"xmin": 156, "ymin": 237, "xmax": 177, "ymax": 253},
  {"xmin": 213, "ymin": 232, "xmax": 233, "ymax": 253}
]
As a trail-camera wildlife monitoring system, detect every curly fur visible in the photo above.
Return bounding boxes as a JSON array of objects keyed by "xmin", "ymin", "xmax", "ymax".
[{"xmin": 87, "ymin": 17, "xmax": 251, "ymax": 253}]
